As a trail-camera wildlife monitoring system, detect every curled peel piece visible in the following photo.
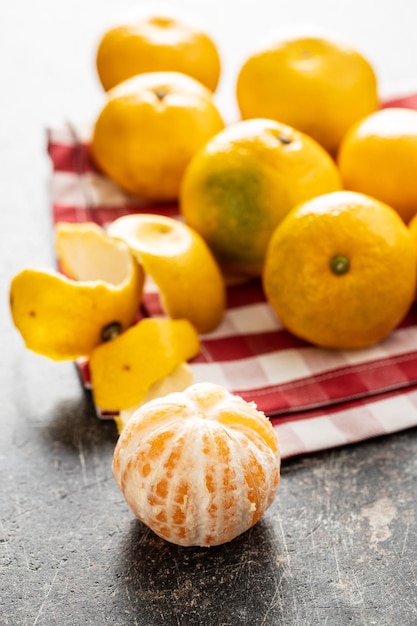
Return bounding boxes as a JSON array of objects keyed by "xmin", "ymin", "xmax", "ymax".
[
  {"xmin": 55, "ymin": 221, "xmax": 142, "ymax": 284},
  {"xmin": 107, "ymin": 213, "xmax": 226, "ymax": 333},
  {"xmin": 89, "ymin": 317, "xmax": 200, "ymax": 412},
  {"xmin": 10, "ymin": 223, "xmax": 144, "ymax": 360}
]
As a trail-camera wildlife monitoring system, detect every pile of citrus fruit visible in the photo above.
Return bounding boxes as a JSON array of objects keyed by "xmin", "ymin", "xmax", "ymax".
[
  {"xmin": 87, "ymin": 6, "xmax": 417, "ymax": 351},
  {"xmin": 9, "ymin": 6, "xmax": 417, "ymax": 546}
]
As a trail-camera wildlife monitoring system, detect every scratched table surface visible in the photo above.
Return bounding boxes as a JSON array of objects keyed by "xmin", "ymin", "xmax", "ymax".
[{"xmin": 2, "ymin": 1, "xmax": 417, "ymax": 625}]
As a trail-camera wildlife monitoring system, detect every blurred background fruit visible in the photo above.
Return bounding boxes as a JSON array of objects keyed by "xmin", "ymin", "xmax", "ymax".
[
  {"xmin": 180, "ymin": 118, "xmax": 341, "ymax": 278},
  {"xmin": 338, "ymin": 107, "xmax": 417, "ymax": 223},
  {"xmin": 263, "ymin": 191, "xmax": 417, "ymax": 349},
  {"xmin": 91, "ymin": 71, "xmax": 225, "ymax": 202},
  {"xmin": 96, "ymin": 9, "xmax": 221, "ymax": 92},
  {"xmin": 236, "ymin": 28, "xmax": 379, "ymax": 155}
]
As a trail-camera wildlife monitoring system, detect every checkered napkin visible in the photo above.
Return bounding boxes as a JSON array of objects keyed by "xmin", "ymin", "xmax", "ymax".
[{"xmin": 47, "ymin": 94, "xmax": 417, "ymax": 459}]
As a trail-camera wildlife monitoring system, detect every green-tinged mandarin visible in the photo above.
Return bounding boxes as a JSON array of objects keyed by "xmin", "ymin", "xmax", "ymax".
[
  {"xmin": 180, "ymin": 118, "xmax": 342, "ymax": 277},
  {"xmin": 199, "ymin": 167, "xmax": 265, "ymax": 271}
]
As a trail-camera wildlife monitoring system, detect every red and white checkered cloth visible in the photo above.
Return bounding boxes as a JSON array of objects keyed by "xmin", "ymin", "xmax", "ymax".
[{"xmin": 47, "ymin": 93, "xmax": 417, "ymax": 459}]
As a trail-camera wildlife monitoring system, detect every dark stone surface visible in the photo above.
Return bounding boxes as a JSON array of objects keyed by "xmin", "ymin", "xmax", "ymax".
[
  {"xmin": 2, "ymin": 1, "xmax": 417, "ymax": 624},
  {"xmin": 2, "ymin": 378, "xmax": 417, "ymax": 625}
]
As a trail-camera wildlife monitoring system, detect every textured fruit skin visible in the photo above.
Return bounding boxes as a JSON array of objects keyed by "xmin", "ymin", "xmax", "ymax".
[
  {"xmin": 9, "ymin": 259, "xmax": 143, "ymax": 361},
  {"xmin": 108, "ymin": 213, "xmax": 226, "ymax": 333},
  {"xmin": 180, "ymin": 118, "xmax": 341, "ymax": 277},
  {"xmin": 91, "ymin": 71, "xmax": 225, "ymax": 202},
  {"xmin": 112, "ymin": 382, "xmax": 280, "ymax": 547},
  {"xmin": 236, "ymin": 31, "xmax": 378, "ymax": 155},
  {"xmin": 96, "ymin": 13, "xmax": 221, "ymax": 92},
  {"xmin": 89, "ymin": 318, "xmax": 200, "ymax": 412},
  {"xmin": 263, "ymin": 191, "xmax": 417, "ymax": 349},
  {"xmin": 338, "ymin": 108, "xmax": 417, "ymax": 224}
]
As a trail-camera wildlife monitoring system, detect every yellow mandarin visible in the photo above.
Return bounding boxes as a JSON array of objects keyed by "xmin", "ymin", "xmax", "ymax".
[
  {"xmin": 338, "ymin": 107, "xmax": 417, "ymax": 223},
  {"xmin": 91, "ymin": 71, "xmax": 225, "ymax": 202},
  {"xmin": 96, "ymin": 10, "xmax": 221, "ymax": 92},
  {"xmin": 263, "ymin": 191, "xmax": 417, "ymax": 349},
  {"xmin": 236, "ymin": 28, "xmax": 378, "ymax": 155}
]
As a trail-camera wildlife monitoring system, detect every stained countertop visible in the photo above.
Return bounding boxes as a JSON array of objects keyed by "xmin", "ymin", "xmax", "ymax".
[{"xmin": 2, "ymin": 1, "xmax": 417, "ymax": 624}]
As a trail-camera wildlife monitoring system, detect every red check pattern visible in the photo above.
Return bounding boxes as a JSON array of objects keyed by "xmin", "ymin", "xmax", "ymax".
[{"xmin": 47, "ymin": 94, "xmax": 417, "ymax": 459}]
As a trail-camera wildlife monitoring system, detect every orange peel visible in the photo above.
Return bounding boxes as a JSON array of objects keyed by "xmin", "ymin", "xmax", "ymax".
[
  {"xmin": 9, "ymin": 238, "xmax": 144, "ymax": 360},
  {"xmin": 115, "ymin": 362, "xmax": 195, "ymax": 433},
  {"xmin": 108, "ymin": 213, "xmax": 226, "ymax": 333},
  {"xmin": 89, "ymin": 317, "xmax": 200, "ymax": 412}
]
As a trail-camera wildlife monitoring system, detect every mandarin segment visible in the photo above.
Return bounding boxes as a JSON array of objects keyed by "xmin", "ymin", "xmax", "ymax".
[
  {"xmin": 112, "ymin": 382, "xmax": 280, "ymax": 547},
  {"xmin": 215, "ymin": 406, "xmax": 279, "ymax": 453}
]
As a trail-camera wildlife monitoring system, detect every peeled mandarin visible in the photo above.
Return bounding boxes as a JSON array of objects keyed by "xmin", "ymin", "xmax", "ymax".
[{"xmin": 112, "ymin": 382, "xmax": 280, "ymax": 547}]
